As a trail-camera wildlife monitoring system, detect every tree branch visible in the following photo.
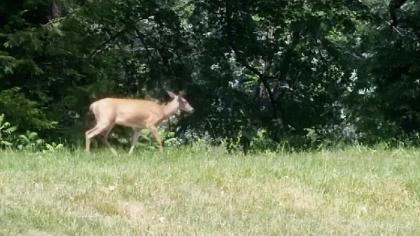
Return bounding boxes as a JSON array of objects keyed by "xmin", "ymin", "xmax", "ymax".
[
  {"xmin": 133, "ymin": 29, "xmax": 154, "ymax": 65},
  {"xmin": 87, "ymin": 28, "xmax": 128, "ymax": 59},
  {"xmin": 389, "ymin": 0, "xmax": 408, "ymax": 27},
  {"xmin": 224, "ymin": 0, "xmax": 279, "ymax": 120}
]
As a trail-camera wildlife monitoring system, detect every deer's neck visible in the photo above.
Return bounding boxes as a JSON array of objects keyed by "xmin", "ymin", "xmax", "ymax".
[{"xmin": 162, "ymin": 99, "xmax": 179, "ymax": 119}]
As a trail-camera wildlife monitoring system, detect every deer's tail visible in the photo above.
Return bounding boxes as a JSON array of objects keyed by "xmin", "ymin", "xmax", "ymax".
[{"xmin": 85, "ymin": 103, "xmax": 96, "ymax": 130}]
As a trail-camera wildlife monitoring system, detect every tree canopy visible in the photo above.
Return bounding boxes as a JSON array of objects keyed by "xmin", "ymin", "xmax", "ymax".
[{"xmin": 1, "ymin": 0, "xmax": 419, "ymax": 149}]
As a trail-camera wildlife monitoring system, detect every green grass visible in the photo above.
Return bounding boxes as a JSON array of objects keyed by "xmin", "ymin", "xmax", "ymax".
[{"xmin": 1, "ymin": 146, "xmax": 420, "ymax": 235}]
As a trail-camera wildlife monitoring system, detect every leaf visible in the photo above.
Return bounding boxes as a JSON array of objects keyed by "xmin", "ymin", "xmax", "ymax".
[
  {"xmin": 27, "ymin": 132, "xmax": 38, "ymax": 140},
  {"xmin": 5, "ymin": 126, "xmax": 17, "ymax": 134},
  {"xmin": 3, "ymin": 41, "xmax": 11, "ymax": 48},
  {"xmin": 1, "ymin": 141, "xmax": 13, "ymax": 146},
  {"xmin": 19, "ymin": 134, "xmax": 29, "ymax": 143}
]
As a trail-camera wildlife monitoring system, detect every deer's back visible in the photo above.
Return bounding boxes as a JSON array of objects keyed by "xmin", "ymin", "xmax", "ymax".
[{"xmin": 91, "ymin": 98, "xmax": 163, "ymax": 127}]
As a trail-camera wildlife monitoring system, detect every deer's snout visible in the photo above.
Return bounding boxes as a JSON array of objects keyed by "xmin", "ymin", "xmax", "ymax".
[{"xmin": 186, "ymin": 106, "xmax": 194, "ymax": 113}]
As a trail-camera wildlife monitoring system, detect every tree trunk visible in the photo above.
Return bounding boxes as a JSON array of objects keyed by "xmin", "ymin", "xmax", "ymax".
[{"xmin": 51, "ymin": 0, "xmax": 62, "ymax": 19}]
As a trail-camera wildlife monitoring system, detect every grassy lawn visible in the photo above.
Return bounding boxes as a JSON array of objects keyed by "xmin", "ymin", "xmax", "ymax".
[{"xmin": 1, "ymin": 146, "xmax": 420, "ymax": 235}]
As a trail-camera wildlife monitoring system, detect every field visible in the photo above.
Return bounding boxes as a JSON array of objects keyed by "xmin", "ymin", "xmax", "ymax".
[{"xmin": 1, "ymin": 146, "xmax": 420, "ymax": 235}]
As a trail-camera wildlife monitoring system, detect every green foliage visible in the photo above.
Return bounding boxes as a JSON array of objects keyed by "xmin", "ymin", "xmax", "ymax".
[
  {"xmin": 0, "ymin": 0, "xmax": 419, "ymax": 150},
  {"xmin": 0, "ymin": 113, "xmax": 17, "ymax": 148},
  {"xmin": 0, "ymin": 88, "xmax": 57, "ymax": 131},
  {"xmin": 344, "ymin": 0, "xmax": 420, "ymax": 142},
  {"xmin": 0, "ymin": 113, "xmax": 63, "ymax": 152}
]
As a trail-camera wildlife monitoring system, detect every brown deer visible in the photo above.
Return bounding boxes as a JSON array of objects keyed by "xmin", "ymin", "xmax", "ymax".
[{"xmin": 85, "ymin": 91, "xmax": 194, "ymax": 155}]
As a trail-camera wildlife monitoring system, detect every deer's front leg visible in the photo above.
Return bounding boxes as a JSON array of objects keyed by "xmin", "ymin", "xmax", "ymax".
[
  {"xmin": 129, "ymin": 128, "xmax": 142, "ymax": 155},
  {"xmin": 148, "ymin": 126, "xmax": 163, "ymax": 152}
]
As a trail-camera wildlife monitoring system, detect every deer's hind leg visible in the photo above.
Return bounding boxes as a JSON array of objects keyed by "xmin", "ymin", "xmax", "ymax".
[
  {"xmin": 85, "ymin": 126, "xmax": 99, "ymax": 153},
  {"xmin": 85, "ymin": 122, "xmax": 115, "ymax": 154},
  {"xmin": 101, "ymin": 126, "xmax": 117, "ymax": 155}
]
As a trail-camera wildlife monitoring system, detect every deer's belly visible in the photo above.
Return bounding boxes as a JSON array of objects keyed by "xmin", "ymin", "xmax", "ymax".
[{"xmin": 115, "ymin": 116, "xmax": 148, "ymax": 128}]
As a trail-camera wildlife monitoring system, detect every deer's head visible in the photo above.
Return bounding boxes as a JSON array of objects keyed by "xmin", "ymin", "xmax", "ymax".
[{"xmin": 167, "ymin": 91, "xmax": 194, "ymax": 113}]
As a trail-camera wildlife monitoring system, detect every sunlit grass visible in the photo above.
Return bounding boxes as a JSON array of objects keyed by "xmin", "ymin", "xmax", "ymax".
[{"xmin": 0, "ymin": 146, "xmax": 419, "ymax": 235}]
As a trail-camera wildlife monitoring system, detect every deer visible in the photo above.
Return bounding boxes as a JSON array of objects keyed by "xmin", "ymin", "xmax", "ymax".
[{"xmin": 85, "ymin": 91, "xmax": 194, "ymax": 155}]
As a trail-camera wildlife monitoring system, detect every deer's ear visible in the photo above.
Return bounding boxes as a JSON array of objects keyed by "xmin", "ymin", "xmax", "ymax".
[
  {"xmin": 179, "ymin": 90, "xmax": 186, "ymax": 97},
  {"xmin": 166, "ymin": 91, "xmax": 177, "ymax": 98}
]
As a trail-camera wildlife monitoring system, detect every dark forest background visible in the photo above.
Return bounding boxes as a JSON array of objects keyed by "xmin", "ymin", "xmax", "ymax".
[{"xmin": 1, "ymin": 0, "xmax": 419, "ymax": 151}]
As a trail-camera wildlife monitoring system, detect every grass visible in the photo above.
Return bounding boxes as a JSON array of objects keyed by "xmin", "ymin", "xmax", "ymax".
[{"xmin": 0, "ymin": 145, "xmax": 420, "ymax": 235}]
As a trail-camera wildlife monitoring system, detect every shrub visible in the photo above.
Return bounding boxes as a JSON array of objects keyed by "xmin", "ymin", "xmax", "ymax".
[{"xmin": 0, "ymin": 113, "xmax": 63, "ymax": 152}]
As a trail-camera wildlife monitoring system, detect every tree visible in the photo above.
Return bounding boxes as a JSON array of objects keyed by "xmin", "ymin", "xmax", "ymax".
[{"xmin": 1, "ymin": 0, "xmax": 419, "ymax": 149}]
